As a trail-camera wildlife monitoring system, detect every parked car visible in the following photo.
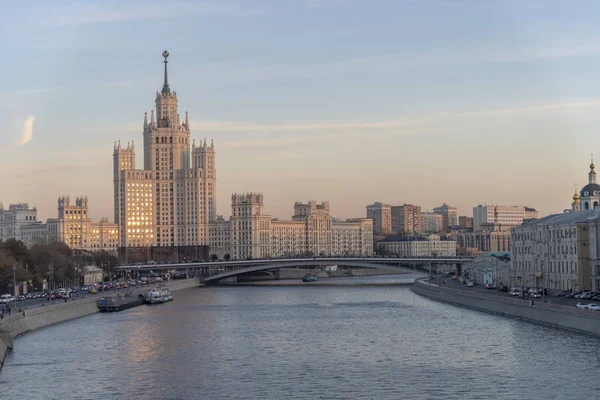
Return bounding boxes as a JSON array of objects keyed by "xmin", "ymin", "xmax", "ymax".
[
  {"xmin": 586, "ymin": 304, "xmax": 600, "ymax": 311},
  {"xmin": 531, "ymin": 291, "xmax": 541, "ymax": 298},
  {"xmin": 467, "ymin": 281, "xmax": 474, "ymax": 287},
  {"xmin": 510, "ymin": 290, "xmax": 520, "ymax": 296},
  {"xmin": 0, "ymin": 294, "xmax": 15, "ymax": 304},
  {"xmin": 576, "ymin": 303, "xmax": 587, "ymax": 309}
]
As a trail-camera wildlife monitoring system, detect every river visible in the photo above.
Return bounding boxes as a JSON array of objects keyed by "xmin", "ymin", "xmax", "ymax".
[{"xmin": 1, "ymin": 274, "xmax": 600, "ymax": 399}]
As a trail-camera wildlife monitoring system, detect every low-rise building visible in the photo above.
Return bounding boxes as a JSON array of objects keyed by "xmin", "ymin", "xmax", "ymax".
[{"xmin": 376, "ymin": 234, "xmax": 456, "ymax": 257}]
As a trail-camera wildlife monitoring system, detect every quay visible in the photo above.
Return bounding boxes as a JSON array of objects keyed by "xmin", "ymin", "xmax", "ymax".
[
  {"xmin": 411, "ymin": 278, "xmax": 600, "ymax": 337},
  {"xmin": 0, "ymin": 278, "xmax": 199, "ymax": 374}
]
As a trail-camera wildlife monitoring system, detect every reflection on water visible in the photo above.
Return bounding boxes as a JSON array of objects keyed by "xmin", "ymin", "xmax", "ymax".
[{"xmin": 2, "ymin": 276, "xmax": 600, "ymax": 399}]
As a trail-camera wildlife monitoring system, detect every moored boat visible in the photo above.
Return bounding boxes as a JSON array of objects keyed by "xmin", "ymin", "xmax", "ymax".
[
  {"xmin": 160, "ymin": 287, "xmax": 173, "ymax": 302},
  {"xmin": 144, "ymin": 288, "xmax": 165, "ymax": 304},
  {"xmin": 302, "ymin": 273, "xmax": 318, "ymax": 283}
]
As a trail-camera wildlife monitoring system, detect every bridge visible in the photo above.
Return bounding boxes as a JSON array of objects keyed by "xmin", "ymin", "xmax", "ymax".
[{"xmin": 114, "ymin": 256, "xmax": 473, "ymax": 285}]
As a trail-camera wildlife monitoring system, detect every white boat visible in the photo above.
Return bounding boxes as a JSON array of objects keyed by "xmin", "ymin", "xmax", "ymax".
[
  {"xmin": 160, "ymin": 287, "xmax": 173, "ymax": 302},
  {"xmin": 144, "ymin": 288, "xmax": 164, "ymax": 304}
]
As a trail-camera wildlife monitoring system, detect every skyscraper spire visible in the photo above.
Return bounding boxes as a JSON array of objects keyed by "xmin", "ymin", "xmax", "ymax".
[
  {"xmin": 161, "ymin": 50, "xmax": 170, "ymax": 95},
  {"xmin": 185, "ymin": 111, "xmax": 189, "ymax": 130},
  {"xmin": 144, "ymin": 112, "xmax": 148, "ymax": 129}
]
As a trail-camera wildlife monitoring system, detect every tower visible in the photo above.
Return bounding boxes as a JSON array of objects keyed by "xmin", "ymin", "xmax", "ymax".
[
  {"xmin": 579, "ymin": 155, "xmax": 600, "ymax": 210},
  {"xmin": 113, "ymin": 50, "xmax": 216, "ymax": 249},
  {"xmin": 572, "ymin": 184, "xmax": 581, "ymax": 212}
]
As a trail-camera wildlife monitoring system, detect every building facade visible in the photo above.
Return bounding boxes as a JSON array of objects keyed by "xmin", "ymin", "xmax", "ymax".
[
  {"xmin": 209, "ymin": 194, "xmax": 373, "ymax": 260},
  {"xmin": 366, "ymin": 202, "xmax": 392, "ymax": 234},
  {"xmin": 421, "ymin": 212, "xmax": 443, "ymax": 233},
  {"xmin": 510, "ymin": 211, "xmax": 594, "ymax": 292},
  {"xmin": 433, "ymin": 203, "xmax": 458, "ymax": 229},
  {"xmin": 113, "ymin": 50, "xmax": 216, "ymax": 248},
  {"xmin": 451, "ymin": 226, "xmax": 511, "ymax": 254},
  {"xmin": 0, "ymin": 203, "xmax": 47, "ymax": 246},
  {"xmin": 391, "ymin": 204, "xmax": 422, "ymax": 234},
  {"xmin": 577, "ymin": 158, "xmax": 600, "ymax": 211},
  {"xmin": 459, "ymin": 216, "xmax": 473, "ymax": 229},
  {"xmin": 55, "ymin": 196, "xmax": 119, "ymax": 251},
  {"xmin": 376, "ymin": 234, "xmax": 456, "ymax": 257},
  {"xmin": 473, "ymin": 204, "xmax": 537, "ymax": 231}
]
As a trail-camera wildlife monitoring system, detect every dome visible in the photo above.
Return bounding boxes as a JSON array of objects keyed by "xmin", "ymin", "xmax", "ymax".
[{"xmin": 580, "ymin": 183, "xmax": 600, "ymax": 197}]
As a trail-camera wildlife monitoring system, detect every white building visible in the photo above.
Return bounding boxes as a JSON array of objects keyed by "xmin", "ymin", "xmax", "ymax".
[
  {"xmin": 209, "ymin": 194, "xmax": 373, "ymax": 260},
  {"xmin": 510, "ymin": 210, "xmax": 593, "ymax": 292},
  {"xmin": 421, "ymin": 212, "xmax": 443, "ymax": 233},
  {"xmin": 113, "ymin": 50, "xmax": 216, "ymax": 248},
  {"xmin": 473, "ymin": 204, "xmax": 537, "ymax": 231},
  {"xmin": 377, "ymin": 234, "xmax": 456, "ymax": 257},
  {"xmin": 0, "ymin": 203, "xmax": 50, "ymax": 246},
  {"xmin": 366, "ymin": 202, "xmax": 392, "ymax": 234},
  {"xmin": 573, "ymin": 157, "xmax": 600, "ymax": 212}
]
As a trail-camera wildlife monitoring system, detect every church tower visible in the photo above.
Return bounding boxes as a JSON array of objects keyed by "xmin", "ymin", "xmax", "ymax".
[
  {"xmin": 579, "ymin": 155, "xmax": 600, "ymax": 210},
  {"xmin": 572, "ymin": 184, "xmax": 581, "ymax": 212}
]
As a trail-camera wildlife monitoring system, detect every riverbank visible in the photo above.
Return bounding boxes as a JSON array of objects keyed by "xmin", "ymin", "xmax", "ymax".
[
  {"xmin": 411, "ymin": 279, "xmax": 600, "ymax": 336},
  {"xmin": 0, "ymin": 278, "xmax": 199, "ymax": 374}
]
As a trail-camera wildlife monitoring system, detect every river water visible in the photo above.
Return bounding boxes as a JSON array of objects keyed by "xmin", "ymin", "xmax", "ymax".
[{"xmin": 2, "ymin": 274, "xmax": 600, "ymax": 399}]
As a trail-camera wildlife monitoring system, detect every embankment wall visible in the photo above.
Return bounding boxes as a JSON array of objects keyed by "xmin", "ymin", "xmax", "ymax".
[
  {"xmin": 0, "ymin": 278, "xmax": 199, "ymax": 373},
  {"xmin": 411, "ymin": 280, "xmax": 600, "ymax": 336}
]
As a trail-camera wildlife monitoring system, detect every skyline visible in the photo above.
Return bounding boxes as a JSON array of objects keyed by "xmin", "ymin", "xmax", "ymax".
[{"xmin": 3, "ymin": 1, "xmax": 600, "ymax": 221}]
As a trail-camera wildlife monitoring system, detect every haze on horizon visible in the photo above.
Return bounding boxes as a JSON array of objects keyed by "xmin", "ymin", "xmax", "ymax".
[{"xmin": 1, "ymin": 0, "xmax": 599, "ymax": 222}]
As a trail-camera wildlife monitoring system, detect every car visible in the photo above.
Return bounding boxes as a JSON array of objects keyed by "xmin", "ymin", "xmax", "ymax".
[
  {"xmin": 0, "ymin": 294, "xmax": 15, "ymax": 304},
  {"xmin": 576, "ymin": 303, "xmax": 587, "ymax": 309},
  {"xmin": 467, "ymin": 281, "xmax": 474, "ymax": 287},
  {"xmin": 510, "ymin": 290, "xmax": 520, "ymax": 296},
  {"xmin": 531, "ymin": 292, "xmax": 541, "ymax": 298},
  {"xmin": 587, "ymin": 304, "xmax": 600, "ymax": 311}
]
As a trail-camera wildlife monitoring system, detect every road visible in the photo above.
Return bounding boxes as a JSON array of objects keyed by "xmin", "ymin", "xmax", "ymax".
[{"xmin": 435, "ymin": 275, "xmax": 589, "ymax": 308}]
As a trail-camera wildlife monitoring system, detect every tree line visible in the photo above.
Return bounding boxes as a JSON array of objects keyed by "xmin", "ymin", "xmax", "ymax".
[{"xmin": 0, "ymin": 239, "xmax": 117, "ymax": 292}]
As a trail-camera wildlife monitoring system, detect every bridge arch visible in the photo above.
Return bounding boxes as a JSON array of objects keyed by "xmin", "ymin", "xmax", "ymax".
[{"xmin": 202, "ymin": 260, "xmax": 422, "ymax": 284}]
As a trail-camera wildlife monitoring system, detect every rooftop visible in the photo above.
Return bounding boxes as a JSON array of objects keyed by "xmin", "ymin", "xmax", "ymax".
[{"xmin": 520, "ymin": 209, "xmax": 599, "ymax": 227}]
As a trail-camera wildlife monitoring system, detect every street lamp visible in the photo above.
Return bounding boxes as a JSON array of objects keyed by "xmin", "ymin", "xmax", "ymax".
[{"xmin": 12, "ymin": 264, "xmax": 17, "ymax": 310}]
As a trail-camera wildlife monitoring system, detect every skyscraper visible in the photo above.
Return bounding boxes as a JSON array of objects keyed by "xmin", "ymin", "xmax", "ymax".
[{"xmin": 113, "ymin": 51, "xmax": 216, "ymax": 248}]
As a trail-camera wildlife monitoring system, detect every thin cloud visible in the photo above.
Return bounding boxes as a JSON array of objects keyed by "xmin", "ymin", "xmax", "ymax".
[
  {"xmin": 0, "ymin": 116, "xmax": 35, "ymax": 153},
  {"xmin": 43, "ymin": 1, "xmax": 267, "ymax": 27},
  {"xmin": 111, "ymin": 98, "xmax": 600, "ymax": 148}
]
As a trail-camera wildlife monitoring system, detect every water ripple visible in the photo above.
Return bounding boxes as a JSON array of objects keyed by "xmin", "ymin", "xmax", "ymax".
[{"xmin": 1, "ymin": 282, "xmax": 600, "ymax": 399}]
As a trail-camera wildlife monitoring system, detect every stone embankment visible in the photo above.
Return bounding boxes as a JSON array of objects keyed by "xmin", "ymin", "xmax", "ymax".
[
  {"xmin": 411, "ymin": 279, "xmax": 600, "ymax": 336},
  {"xmin": 0, "ymin": 278, "xmax": 199, "ymax": 373}
]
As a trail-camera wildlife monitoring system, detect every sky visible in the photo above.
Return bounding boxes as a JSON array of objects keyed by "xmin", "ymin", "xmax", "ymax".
[{"xmin": 2, "ymin": 0, "xmax": 600, "ymax": 221}]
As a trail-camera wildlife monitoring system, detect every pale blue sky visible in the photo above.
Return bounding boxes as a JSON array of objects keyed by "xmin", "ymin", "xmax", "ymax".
[{"xmin": 2, "ymin": 0, "xmax": 600, "ymax": 221}]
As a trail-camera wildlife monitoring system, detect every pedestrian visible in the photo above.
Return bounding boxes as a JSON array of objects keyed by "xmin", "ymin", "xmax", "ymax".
[{"xmin": 7, "ymin": 305, "xmax": 11, "ymax": 316}]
